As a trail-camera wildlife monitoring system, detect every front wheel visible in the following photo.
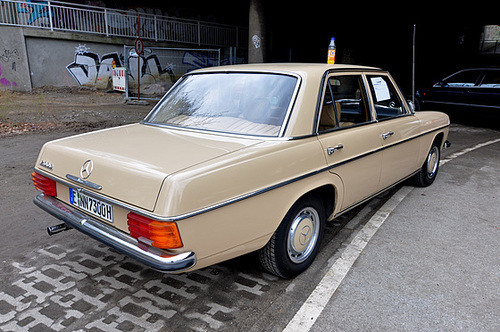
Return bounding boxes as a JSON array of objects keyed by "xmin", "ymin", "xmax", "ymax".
[
  {"xmin": 414, "ymin": 142, "xmax": 440, "ymax": 187},
  {"xmin": 258, "ymin": 197, "xmax": 325, "ymax": 279}
]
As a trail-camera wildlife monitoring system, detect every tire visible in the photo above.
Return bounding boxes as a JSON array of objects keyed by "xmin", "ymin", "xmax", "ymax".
[
  {"xmin": 258, "ymin": 196, "xmax": 325, "ymax": 279},
  {"xmin": 414, "ymin": 141, "xmax": 440, "ymax": 187}
]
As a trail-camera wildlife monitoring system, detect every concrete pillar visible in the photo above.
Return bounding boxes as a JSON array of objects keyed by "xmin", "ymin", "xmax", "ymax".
[
  {"xmin": 248, "ymin": 0, "xmax": 266, "ymax": 63},
  {"xmin": 0, "ymin": 26, "xmax": 32, "ymax": 91}
]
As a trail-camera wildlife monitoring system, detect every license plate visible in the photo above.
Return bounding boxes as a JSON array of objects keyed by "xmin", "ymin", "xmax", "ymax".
[{"xmin": 69, "ymin": 188, "xmax": 113, "ymax": 223}]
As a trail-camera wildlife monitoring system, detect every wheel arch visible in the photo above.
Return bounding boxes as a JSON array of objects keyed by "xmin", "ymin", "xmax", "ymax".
[
  {"xmin": 293, "ymin": 184, "xmax": 337, "ymax": 223},
  {"xmin": 433, "ymin": 132, "xmax": 445, "ymax": 149}
]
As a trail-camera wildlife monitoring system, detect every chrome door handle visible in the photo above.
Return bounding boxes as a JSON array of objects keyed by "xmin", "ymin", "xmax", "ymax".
[
  {"xmin": 382, "ymin": 131, "xmax": 394, "ymax": 140},
  {"xmin": 327, "ymin": 144, "xmax": 343, "ymax": 155}
]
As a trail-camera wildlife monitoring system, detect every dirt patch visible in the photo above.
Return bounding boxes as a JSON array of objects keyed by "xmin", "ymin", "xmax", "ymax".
[{"xmin": 0, "ymin": 87, "xmax": 155, "ymax": 137}]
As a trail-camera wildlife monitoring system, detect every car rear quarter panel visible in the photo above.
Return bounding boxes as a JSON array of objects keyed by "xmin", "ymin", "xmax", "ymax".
[{"xmin": 173, "ymin": 167, "xmax": 342, "ymax": 271}]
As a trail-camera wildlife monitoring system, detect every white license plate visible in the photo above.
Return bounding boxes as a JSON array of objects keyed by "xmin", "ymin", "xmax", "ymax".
[{"xmin": 69, "ymin": 188, "xmax": 113, "ymax": 223}]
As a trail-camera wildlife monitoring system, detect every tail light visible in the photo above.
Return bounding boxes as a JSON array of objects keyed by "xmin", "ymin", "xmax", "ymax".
[
  {"xmin": 127, "ymin": 212, "xmax": 183, "ymax": 249},
  {"xmin": 32, "ymin": 172, "xmax": 57, "ymax": 196}
]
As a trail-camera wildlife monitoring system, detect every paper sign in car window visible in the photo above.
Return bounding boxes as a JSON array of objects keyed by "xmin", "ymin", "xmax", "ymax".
[{"xmin": 371, "ymin": 77, "xmax": 391, "ymax": 102}]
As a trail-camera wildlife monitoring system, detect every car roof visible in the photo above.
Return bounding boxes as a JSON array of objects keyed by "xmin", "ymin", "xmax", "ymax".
[
  {"xmin": 185, "ymin": 63, "xmax": 385, "ymax": 137},
  {"xmin": 191, "ymin": 63, "xmax": 381, "ymax": 76}
]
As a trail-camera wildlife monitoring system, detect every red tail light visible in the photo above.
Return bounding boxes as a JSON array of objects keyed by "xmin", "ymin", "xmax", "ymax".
[
  {"xmin": 32, "ymin": 172, "xmax": 57, "ymax": 196},
  {"xmin": 127, "ymin": 212, "xmax": 183, "ymax": 249}
]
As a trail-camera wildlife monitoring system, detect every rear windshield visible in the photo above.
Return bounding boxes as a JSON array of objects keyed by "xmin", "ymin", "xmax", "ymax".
[{"xmin": 144, "ymin": 72, "xmax": 298, "ymax": 137}]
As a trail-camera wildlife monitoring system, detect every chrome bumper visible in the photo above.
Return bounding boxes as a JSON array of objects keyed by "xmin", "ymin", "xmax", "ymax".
[{"xmin": 33, "ymin": 193, "xmax": 196, "ymax": 273}]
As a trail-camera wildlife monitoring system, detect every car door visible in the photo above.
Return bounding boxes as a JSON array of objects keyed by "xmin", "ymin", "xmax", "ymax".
[
  {"xmin": 366, "ymin": 74, "xmax": 421, "ymax": 190},
  {"xmin": 467, "ymin": 69, "xmax": 500, "ymax": 117},
  {"xmin": 427, "ymin": 69, "xmax": 482, "ymax": 111},
  {"xmin": 316, "ymin": 73, "xmax": 382, "ymax": 210}
]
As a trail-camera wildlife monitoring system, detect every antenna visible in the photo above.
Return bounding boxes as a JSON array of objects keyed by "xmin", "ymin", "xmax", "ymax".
[{"xmin": 412, "ymin": 24, "xmax": 416, "ymax": 106}]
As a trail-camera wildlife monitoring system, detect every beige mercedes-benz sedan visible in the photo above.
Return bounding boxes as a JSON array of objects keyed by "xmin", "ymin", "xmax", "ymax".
[{"xmin": 32, "ymin": 63, "xmax": 450, "ymax": 279}]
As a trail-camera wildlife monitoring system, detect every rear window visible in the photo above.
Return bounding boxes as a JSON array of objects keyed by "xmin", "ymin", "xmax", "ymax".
[{"xmin": 145, "ymin": 73, "xmax": 298, "ymax": 137}]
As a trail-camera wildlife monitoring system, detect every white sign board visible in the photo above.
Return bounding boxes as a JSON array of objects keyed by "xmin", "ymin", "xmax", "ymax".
[
  {"xmin": 370, "ymin": 77, "xmax": 391, "ymax": 102},
  {"xmin": 112, "ymin": 67, "xmax": 126, "ymax": 92}
]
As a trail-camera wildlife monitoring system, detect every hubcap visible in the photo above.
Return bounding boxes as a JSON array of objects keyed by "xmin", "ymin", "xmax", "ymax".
[
  {"xmin": 287, "ymin": 207, "xmax": 320, "ymax": 263},
  {"xmin": 426, "ymin": 146, "xmax": 439, "ymax": 178}
]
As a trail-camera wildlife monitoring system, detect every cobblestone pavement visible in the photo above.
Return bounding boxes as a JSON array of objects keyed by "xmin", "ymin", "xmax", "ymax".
[
  {"xmin": 0, "ymin": 237, "xmax": 288, "ymax": 331},
  {"xmin": 0, "ymin": 211, "xmax": 364, "ymax": 332},
  {"xmin": 1, "ymin": 187, "xmax": 369, "ymax": 332}
]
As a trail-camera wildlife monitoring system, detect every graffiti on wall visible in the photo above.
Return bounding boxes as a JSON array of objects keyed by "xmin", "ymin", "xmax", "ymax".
[
  {"xmin": 66, "ymin": 44, "xmax": 177, "ymax": 91},
  {"xmin": 183, "ymin": 51, "xmax": 222, "ymax": 71},
  {"xmin": 17, "ymin": 0, "xmax": 51, "ymax": 26},
  {"xmin": 0, "ymin": 47, "xmax": 20, "ymax": 87},
  {"xmin": 66, "ymin": 45, "xmax": 122, "ymax": 89},
  {"xmin": 0, "ymin": 64, "xmax": 17, "ymax": 87},
  {"xmin": 66, "ymin": 44, "xmax": 223, "ymax": 93}
]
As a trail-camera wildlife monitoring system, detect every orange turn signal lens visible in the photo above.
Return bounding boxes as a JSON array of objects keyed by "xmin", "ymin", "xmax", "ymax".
[
  {"xmin": 32, "ymin": 172, "xmax": 57, "ymax": 196},
  {"xmin": 127, "ymin": 212, "xmax": 183, "ymax": 249}
]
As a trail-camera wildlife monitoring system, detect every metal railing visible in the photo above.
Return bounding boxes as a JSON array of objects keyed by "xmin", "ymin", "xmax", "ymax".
[
  {"xmin": 480, "ymin": 40, "xmax": 500, "ymax": 55},
  {"xmin": 0, "ymin": 0, "xmax": 246, "ymax": 48}
]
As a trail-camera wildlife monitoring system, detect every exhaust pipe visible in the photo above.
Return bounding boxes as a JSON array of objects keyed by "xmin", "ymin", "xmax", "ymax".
[{"xmin": 47, "ymin": 223, "xmax": 72, "ymax": 236}]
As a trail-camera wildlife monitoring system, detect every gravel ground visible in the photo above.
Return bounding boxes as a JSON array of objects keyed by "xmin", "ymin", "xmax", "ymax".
[{"xmin": 0, "ymin": 87, "xmax": 154, "ymax": 136}]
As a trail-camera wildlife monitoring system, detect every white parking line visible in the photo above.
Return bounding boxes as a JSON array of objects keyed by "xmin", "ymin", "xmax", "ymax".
[
  {"xmin": 284, "ymin": 137, "xmax": 500, "ymax": 332},
  {"xmin": 440, "ymin": 137, "xmax": 500, "ymax": 166},
  {"xmin": 284, "ymin": 186, "xmax": 413, "ymax": 332}
]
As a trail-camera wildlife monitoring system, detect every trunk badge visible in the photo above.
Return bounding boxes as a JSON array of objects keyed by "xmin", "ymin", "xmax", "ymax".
[{"xmin": 80, "ymin": 160, "xmax": 93, "ymax": 179}]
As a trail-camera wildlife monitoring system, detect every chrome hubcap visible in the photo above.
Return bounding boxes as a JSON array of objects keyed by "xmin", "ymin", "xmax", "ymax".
[
  {"xmin": 287, "ymin": 207, "xmax": 320, "ymax": 263},
  {"xmin": 426, "ymin": 146, "xmax": 439, "ymax": 178}
]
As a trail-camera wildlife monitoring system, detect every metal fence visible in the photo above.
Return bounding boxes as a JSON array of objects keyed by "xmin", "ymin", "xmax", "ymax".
[
  {"xmin": 123, "ymin": 46, "xmax": 221, "ymax": 99},
  {"xmin": 0, "ymin": 0, "xmax": 246, "ymax": 48}
]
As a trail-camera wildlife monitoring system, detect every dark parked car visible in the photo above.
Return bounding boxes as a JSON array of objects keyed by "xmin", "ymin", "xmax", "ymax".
[{"xmin": 416, "ymin": 68, "xmax": 500, "ymax": 126}]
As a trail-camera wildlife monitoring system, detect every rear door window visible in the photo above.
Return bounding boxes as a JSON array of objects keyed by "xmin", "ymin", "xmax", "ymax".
[{"xmin": 479, "ymin": 70, "xmax": 500, "ymax": 88}]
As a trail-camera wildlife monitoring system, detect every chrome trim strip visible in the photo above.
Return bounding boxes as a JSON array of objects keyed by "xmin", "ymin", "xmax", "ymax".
[
  {"xmin": 33, "ymin": 193, "xmax": 196, "ymax": 273},
  {"xmin": 34, "ymin": 124, "xmax": 449, "ymax": 223},
  {"xmin": 66, "ymin": 174, "xmax": 103, "ymax": 190}
]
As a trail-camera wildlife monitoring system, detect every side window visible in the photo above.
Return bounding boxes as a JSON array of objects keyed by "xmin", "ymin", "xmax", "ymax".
[
  {"xmin": 441, "ymin": 70, "xmax": 480, "ymax": 87},
  {"xmin": 318, "ymin": 75, "xmax": 371, "ymax": 132},
  {"xmin": 367, "ymin": 75, "xmax": 407, "ymax": 120},
  {"xmin": 479, "ymin": 70, "xmax": 500, "ymax": 88}
]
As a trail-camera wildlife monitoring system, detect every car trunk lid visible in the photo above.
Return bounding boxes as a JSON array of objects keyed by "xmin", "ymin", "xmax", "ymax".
[{"xmin": 36, "ymin": 124, "xmax": 261, "ymax": 211}]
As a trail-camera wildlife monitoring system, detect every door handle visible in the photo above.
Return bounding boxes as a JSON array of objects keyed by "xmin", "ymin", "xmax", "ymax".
[
  {"xmin": 382, "ymin": 131, "xmax": 394, "ymax": 140},
  {"xmin": 327, "ymin": 144, "xmax": 343, "ymax": 155}
]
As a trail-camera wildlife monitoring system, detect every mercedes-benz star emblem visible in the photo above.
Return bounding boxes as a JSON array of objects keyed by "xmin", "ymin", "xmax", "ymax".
[
  {"xmin": 80, "ymin": 160, "xmax": 93, "ymax": 179},
  {"xmin": 299, "ymin": 225, "xmax": 311, "ymax": 246}
]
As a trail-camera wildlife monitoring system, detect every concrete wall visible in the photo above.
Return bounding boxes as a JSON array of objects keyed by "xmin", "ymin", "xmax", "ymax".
[
  {"xmin": 0, "ymin": 26, "xmax": 246, "ymax": 93},
  {"xmin": 0, "ymin": 26, "xmax": 32, "ymax": 91},
  {"xmin": 26, "ymin": 37, "xmax": 124, "ymax": 90}
]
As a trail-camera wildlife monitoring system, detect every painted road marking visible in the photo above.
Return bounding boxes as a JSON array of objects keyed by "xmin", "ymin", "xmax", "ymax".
[
  {"xmin": 284, "ymin": 137, "xmax": 500, "ymax": 332},
  {"xmin": 440, "ymin": 137, "xmax": 500, "ymax": 166}
]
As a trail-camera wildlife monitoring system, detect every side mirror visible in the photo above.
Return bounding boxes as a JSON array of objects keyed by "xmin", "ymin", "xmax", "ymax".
[{"xmin": 407, "ymin": 100, "xmax": 415, "ymax": 113}]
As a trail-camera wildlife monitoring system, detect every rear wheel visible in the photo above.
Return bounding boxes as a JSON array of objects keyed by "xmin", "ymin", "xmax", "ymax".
[
  {"xmin": 258, "ymin": 196, "xmax": 325, "ymax": 279},
  {"xmin": 414, "ymin": 142, "xmax": 440, "ymax": 187}
]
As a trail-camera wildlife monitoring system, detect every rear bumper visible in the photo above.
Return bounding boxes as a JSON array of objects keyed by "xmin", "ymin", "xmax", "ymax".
[{"xmin": 33, "ymin": 193, "xmax": 196, "ymax": 273}]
